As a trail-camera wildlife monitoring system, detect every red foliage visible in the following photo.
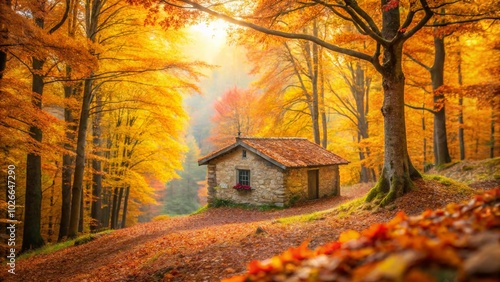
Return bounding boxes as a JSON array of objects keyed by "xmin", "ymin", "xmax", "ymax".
[{"xmin": 383, "ymin": 0, "xmax": 399, "ymax": 12}]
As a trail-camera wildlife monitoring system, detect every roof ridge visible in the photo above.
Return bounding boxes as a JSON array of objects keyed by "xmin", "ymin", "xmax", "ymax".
[{"xmin": 238, "ymin": 137, "xmax": 308, "ymax": 140}]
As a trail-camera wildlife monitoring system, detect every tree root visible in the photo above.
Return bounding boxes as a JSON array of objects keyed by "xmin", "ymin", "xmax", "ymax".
[{"xmin": 366, "ymin": 169, "xmax": 414, "ymax": 206}]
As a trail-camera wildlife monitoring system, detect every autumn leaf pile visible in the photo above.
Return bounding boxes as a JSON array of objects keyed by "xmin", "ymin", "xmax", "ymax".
[{"xmin": 224, "ymin": 188, "xmax": 500, "ymax": 282}]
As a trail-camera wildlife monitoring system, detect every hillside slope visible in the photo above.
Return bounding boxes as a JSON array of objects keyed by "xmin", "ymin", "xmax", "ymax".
[
  {"xmin": 428, "ymin": 157, "xmax": 500, "ymax": 189},
  {"xmin": 2, "ymin": 159, "xmax": 497, "ymax": 281}
]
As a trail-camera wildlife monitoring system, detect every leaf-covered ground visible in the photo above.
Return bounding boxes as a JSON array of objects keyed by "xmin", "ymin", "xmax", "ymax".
[
  {"xmin": 225, "ymin": 188, "xmax": 500, "ymax": 282},
  {"xmin": 1, "ymin": 173, "xmax": 497, "ymax": 281}
]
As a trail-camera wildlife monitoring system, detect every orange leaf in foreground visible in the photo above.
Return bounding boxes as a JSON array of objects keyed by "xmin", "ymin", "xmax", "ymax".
[
  {"xmin": 362, "ymin": 223, "xmax": 390, "ymax": 241},
  {"xmin": 247, "ymin": 260, "xmax": 273, "ymax": 275},
  {"xmin": 363, "ymin": 250, "xmax": 422, "ymax": 282},
  {"xmin": 339, "ymin": 229, "xmax": 361, "ymax": 243},
  {"xmin": 316, "ymin": 241, "xmax": 342, "ymax": 255},
  {"xmin": 283, "ymin": 241, "xmax": 312, "ymax": 261}
]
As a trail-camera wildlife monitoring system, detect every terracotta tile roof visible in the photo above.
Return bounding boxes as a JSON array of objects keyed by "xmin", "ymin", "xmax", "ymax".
[{"xmin": 198, "ymin": 137, "xmax": 349, "ymax": 169}]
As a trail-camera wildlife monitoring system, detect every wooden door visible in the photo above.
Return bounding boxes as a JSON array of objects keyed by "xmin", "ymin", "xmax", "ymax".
[{"xmin": 308, "ymin": 170, "xmax": 319, "ymax": 200}]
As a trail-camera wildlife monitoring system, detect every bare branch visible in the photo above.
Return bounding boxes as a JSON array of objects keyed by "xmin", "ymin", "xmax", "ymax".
[
  {"xmin": 405, "ymin": 103, "xmax": 434, "ymax": 113},
  {"xmin": 178, "ymin": 0, "xmax": 374, "ymax": 63},
  {"xmin": 49, "ymin": 0, "xmax": 70, "ymax": 34},
  {"xmin": 404, "ymin": 52, "xmax": 431, "ymax": 71},
  {"xmin": 403, "ymin": 0, "xmax": 434, "ymax": 40}
]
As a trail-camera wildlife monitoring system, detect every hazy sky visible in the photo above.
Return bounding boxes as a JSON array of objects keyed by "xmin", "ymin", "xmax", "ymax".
[{"xmin": 184, "ymin": 21, "xmax": 254, "ymax": 152}]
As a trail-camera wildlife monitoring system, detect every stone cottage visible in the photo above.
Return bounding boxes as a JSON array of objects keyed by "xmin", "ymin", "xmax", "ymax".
[{"xmin": 198, "ymin": 137, "xmax": 349, "ymax": 207}]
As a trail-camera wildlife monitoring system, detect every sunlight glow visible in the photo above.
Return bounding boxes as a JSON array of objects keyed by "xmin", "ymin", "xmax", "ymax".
[
  {"xmin": 186, "ymin": 19, "xmax": 237, "ymax": 64},
  {"xmin": 189, "ymin": 19, "xmax": 232, "ymax": 45}
]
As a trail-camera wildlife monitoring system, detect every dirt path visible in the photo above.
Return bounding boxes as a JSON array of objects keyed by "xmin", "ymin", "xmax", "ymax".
[{"xmin": 0, "ymin": 181, "xmax": 484, "ymax": 282}]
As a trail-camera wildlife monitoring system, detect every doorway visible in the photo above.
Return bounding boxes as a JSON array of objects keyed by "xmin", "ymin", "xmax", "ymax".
[{"xmin": 308, "ymin": 170, "xmax": 319, "ymax": 200}]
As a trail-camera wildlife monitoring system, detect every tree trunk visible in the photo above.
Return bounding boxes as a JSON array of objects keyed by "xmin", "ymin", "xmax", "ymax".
[
  {"xmin": 458, "ymin": 95, "xmax": 465, "ymax": 159},
  {"xmin": 311, "ymin": 21, "xmax": 320, "ymax": 145},
  {"xmin": 284, "ymin": 38, "xmax": 320, "ymax": 144},
  {"xmin": 59, "ymin": 68, "xmax": 76, "ymax": 241},
  {"xmin": 59, "ymin": 149, "xmax": 72, "ymax": 241},
  {"xmin": 0, "ymin": 0, "xmax": 10, "ymax": 79},
  {"xmin": 110, "ymin": 187, "xmax": 119, "ymax": 229},
  {"xmin": 423, "ymin": 112, "xmax": 431, "ymax": 171},
  {"xmin": 359, "ymin": 151, "xmax": 369, "ymax": 182},
  {"xmin": 491, "ymin": 107, "xmax": 495, "ymax": 158},
  {"xmin": 366, "ymin": 2, "xmax": 421, "ymax": 205},
  {"xmin": 120, "ymin": 186, "xmax": 130, "ymax": 229},
  {"xmin": 59, "ymin": 0, "xmax": 79, "ymax": 241},
  {"xmin": 319, "ymin": 47, "xmax": 328, "ymax": 148},
  {"xmin": 78, "ymin": 187, "xmax": 84, "ymax": 232},
  {"xmin": 47, "ymin": 172, "xmax": 57, "ymax": 242},
  {"xmin": 366, "ymin": 68, "xmax": 421, "ymax": 205},
  {"xmin": 22, "ymin": 54, "xmax": 45, "ymax": 252},
  {"xmin": 0, "ymin": 51, "xmax": 6, "ymax": 79},
  {"xmin": 457, "ymin": 49, "xmax": 465, "ymax": 160},
  {"xmin": 351, "ymin": 63, "xmax": 372, "ymax": 182},
  {"xmin": 22, "ymin": 13, "xmax": 46, "ymax": 252},
  {"xmin": 68, "ymin": 77, "xmax": 93, "ymax": 238},
  {"xmin": 115, "ymin": 187, "xmax": 124, "ymax": 228},
  {"xmin": 67, "ymin": 0, "xmax": 103, "ymax": 236},
  {"xmin": 91, "ymin": 93, "xmax": 103, "ymax": 232},
  {"xmin": 431, "ymin": 34, "xmax": 452, "ymax": 166},
  {"xmin": 102, "ymin": 188, "xmax": 111, "ymax": 228}
]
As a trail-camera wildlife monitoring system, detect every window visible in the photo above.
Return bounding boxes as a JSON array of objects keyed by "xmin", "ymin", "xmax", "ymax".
[
  {"xmin": 238, "ymin": 169, "xmax": 250, "ymax": 186},
  {"xmin": 242, "ymin": 149, "xmax": 247, "ymax": 159}
]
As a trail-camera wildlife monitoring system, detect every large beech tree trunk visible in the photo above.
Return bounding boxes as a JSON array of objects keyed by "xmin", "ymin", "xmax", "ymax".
[
  {"xmin": 366, "ymin": 66, "xmax": 421, "ymax": 205},
  {"xmin": 366, "ymin": 2, "xmax": 421, "ymax": 205}
]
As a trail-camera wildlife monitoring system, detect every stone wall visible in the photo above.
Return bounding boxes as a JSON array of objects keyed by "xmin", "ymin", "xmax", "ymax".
[
  {"xmin": 206, "ymin": 164, "xmax": 217, "ymax": 204},
  {"xmin": 283, "ymin": 168, "xmax": 308, "ymax": 203},
  {"xmin": 284, "ymin": 165, "xmax": 340, "ymax": 204},
  {"xmin": 207, "ymin": 147, "xmax": 286, "ymax": 206},
  {"xmin": 319, "ymin": 165, "xmax": 340, "ymax": 197}
]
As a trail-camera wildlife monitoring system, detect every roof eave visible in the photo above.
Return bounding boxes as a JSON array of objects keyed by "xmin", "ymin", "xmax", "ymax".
[
  {"xmin": 198, "ymin": 140, "xmax": 288, "ymax": 170},
  {"xmin": 197, "ymin": 143, "xmax": 240, "ymax": 166}
]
